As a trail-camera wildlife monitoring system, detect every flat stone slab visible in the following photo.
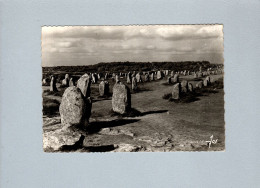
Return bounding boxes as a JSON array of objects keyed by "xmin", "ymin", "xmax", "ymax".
[{"xmin": 43, "ymin": 128, "xmax": 83, "ymax": 152}]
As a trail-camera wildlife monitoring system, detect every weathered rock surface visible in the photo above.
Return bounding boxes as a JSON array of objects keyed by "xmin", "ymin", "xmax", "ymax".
[
  {"xmin": 132, "ymin": 77, "xmax": 138, "ymax": 91},
  {"xmin": 188, "ymin": 83, "xmax": 194, "ymax": 92},
  {"xmin": 59, "ymin": 86, "xmax": 91, "ymax": 128},
  {"xmin": 43, "ymin": 128, "xmax": 83, "ymax": 151},
  {"xmin": 181, "ymin": 80, "xmax": 188, "ymax": 93},
  {"xmin": 205, "ymin": 76, "xmax": 211, "ymax": 83},
  {"xmin": 77, "ymin": 74, "xmax": 91, "ymax": 97},
  {"xmin": 173, "ymin": 74, "xmax": 179, "ymax": 83},
  {"xmin": 42, "ymin": 78, "xmax": 47, "ymax": 86},
  {"xmin": 172, "ymin": 83, "xmax": 181, "ymax": 99},
  {"xmin": 157, "ymin": 71, "xmax": 162, "ymax": 80},
  {"xmin": 144, "ymin": 74, "xmax": 149, "ymax": 82},
  {"xmin": 112, "ymin": 83, "xmax": 131, "ymax": 114},
  {"xmin": 115, "ymin": 75, "xmax": 120, "ymax": 83},
  {"xmin": 50, "ymin": 76, "xmax": 58, "ymax": 92},
  {"xmin": 126, "ymin": 72, "xmax": 132, "ymax": 83},
  {"xmin": 69, "ymin": 78, "xmax": 75, "ymax": 86},
  {"xmin": 136, "ymin": 73, "xmax": 142, "ymax": 82},
  {"xmin": 196, "ymin": 81, "xmax": 203, "ymax": 88},
  {"xmin": 99, "ymin": 81, "xmax": 109, "ymax": 96},
  {"xmin": 203, "ymin": 79, "xmax": 209, "ymax": 87},
  {"xmin": 113, "ymin": 144, "xmax": 143, "ymax": 152}
]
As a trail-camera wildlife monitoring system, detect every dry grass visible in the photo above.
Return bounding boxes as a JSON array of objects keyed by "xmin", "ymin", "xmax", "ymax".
[{"xmin": 42, "ymin": 98, "xmax": 60, "ymax": 117}]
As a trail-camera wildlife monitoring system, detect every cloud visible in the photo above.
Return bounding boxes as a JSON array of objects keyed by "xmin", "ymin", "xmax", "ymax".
[{"xmin": 42, "ymin": 25, "xmax": 224, "ymax": 66}]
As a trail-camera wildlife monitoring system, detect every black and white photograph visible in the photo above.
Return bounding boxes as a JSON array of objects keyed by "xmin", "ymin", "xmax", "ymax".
[{"xmin": 42, "ymin": 25, "xmax": 224, "ymax": 152}]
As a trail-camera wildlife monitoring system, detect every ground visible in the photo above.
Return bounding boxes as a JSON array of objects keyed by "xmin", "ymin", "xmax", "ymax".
[{"xmin": 42, "ymin": 73, "xmax": 225, "ymax": 152}]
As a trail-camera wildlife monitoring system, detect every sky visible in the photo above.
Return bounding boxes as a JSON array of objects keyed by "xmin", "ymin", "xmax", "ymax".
[{"xmin": 42, "ymin": 25, "xmax": 224, "ymax": 67}]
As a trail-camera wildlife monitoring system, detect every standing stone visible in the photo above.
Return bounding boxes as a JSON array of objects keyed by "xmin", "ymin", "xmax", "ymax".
[
  {"xmin": 167, "ymin": 77, "xmax": 172, "ymax": 84},
  {"xmin": 181, "ymin": 80, "xmax": 188, "ymax": 93},
  {"xmin": 104, "ymin": 73, "xmax": 108, "ymax": 80},
  {"xmin": 61, "ymin": 74, "xmax": 69, "ymax": 87},
  {"xmin": 144, "ymin": 74, "xmax": 150, "ymax": 82},
  {"xmin": 132, "ymin": 77, "xmax": 138, "ymax": 91},
  {"xmin": 194, "ymin": 72, "xmax": 198, "ymax": 78},
  {"xmin": 112, "ymin": 83, "xmax": 131, "ymax": 114},
  {"xmin": 188, "ymin": 83, "xmax": 194, "ymax": 92},
  {"xmin": 50, "ymin": 76, "xmax": 58, "ymax": 92},
  {"xmin": 173, "ymin": 74, "xmax": 179, "ymax": 83},
  {"xmin": 165, "ymin": 70, "xmax": 169, "ymax": 76},
  {"xmin": 97, "ymin": 73, "xmax": 101, "ymax": 80},
  {"xmin": 115, "ymin": 75, "xmax": 120, "ymax": 83},
  {"xmin": 172, "ymin": 83, "xmax": 181, "ymax": 100},
  {"xmin": 127, "ymin": 72, "xmax": 132, "ymax": 84},
  {"xmin": 136, "ymin": 73, "xmax": 142, "ymax": 83},
  {"xmin": 203, "ymin": 79, "xmax": 209, "ymax": 87},
  {"xmin": 62, "ymin": 78, "xmax": 69, "ymax": 86},
  {"xmin": 150, "ymin": 73, "xmax": 154, "ymax": 81},
  {"xmin": 197, "ymin": 72, "xmax": 202, "ymax": 78},
  {"xmin": 69, "ymin": 78, "xmax": 75, "ymax": 86},
  {"xmin": 42, "ymin": 78, "xmax": 47, "ymax": 86},
  {"xmin": 91, "ymin": 74, "xmax": 97, "ymax": 83},
  {"xmin": 196, "ymin": 81, "xmax": 203, "ymax": 88},
  {"xmin": 171, "ymin": 71, "xmax": 174, "ymax": 77},
  {"xmin": 77, "ymin": 74, "xmax": 91, "ymax": 98},
  {"xmin": 99, "ymin": 81, "xmax": 109, "ymax": 96},
  {"xmin": 157, "ymin": 71, "xmax": 162, "ymax": 80},
  {"xmin": 205, "ymin": 76, "xmax": 211, "ymax": 83},
  {"xmin": 59, "ymin": 86, "xmax": 91, "ymax": 128}
]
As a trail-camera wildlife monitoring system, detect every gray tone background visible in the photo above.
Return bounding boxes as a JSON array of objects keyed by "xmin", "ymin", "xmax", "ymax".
[{"xmin": 0, "ymin": 0, "xmax": 259, "ymax": 187}]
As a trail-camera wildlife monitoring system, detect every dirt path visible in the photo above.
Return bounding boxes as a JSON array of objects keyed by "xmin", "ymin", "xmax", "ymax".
[{"xmin": 87, "ymin": 74, "xmax": 224, "ymax": 151}]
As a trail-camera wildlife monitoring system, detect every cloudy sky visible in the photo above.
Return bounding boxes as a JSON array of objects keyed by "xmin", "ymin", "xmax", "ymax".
[{"xmin": 42, "ymin": 25, "xmax": 223, "ymax": 67}]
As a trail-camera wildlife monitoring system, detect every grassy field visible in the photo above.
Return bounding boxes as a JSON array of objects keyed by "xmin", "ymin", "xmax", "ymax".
[{"xmin": 42, "ymin": 73, "xmax": 225, "ymax": 152}]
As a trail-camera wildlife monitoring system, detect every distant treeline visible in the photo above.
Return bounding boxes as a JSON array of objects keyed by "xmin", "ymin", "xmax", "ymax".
[{"xmin": 43, "ymin": 61, "xmax": 222, "ymax": 74}]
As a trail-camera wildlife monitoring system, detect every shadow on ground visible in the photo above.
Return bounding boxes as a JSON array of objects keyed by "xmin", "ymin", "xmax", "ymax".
[
  {"xmin": 109, "ymin": 108, "xmax": 168, "ymax": 118},
  {"xmin": 87, "ymin": 119, "xmax": 141, "ymax": 134},
  {"xmin": 58, "ymin": 135, "xmax": 116, "ymax": 152}
]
